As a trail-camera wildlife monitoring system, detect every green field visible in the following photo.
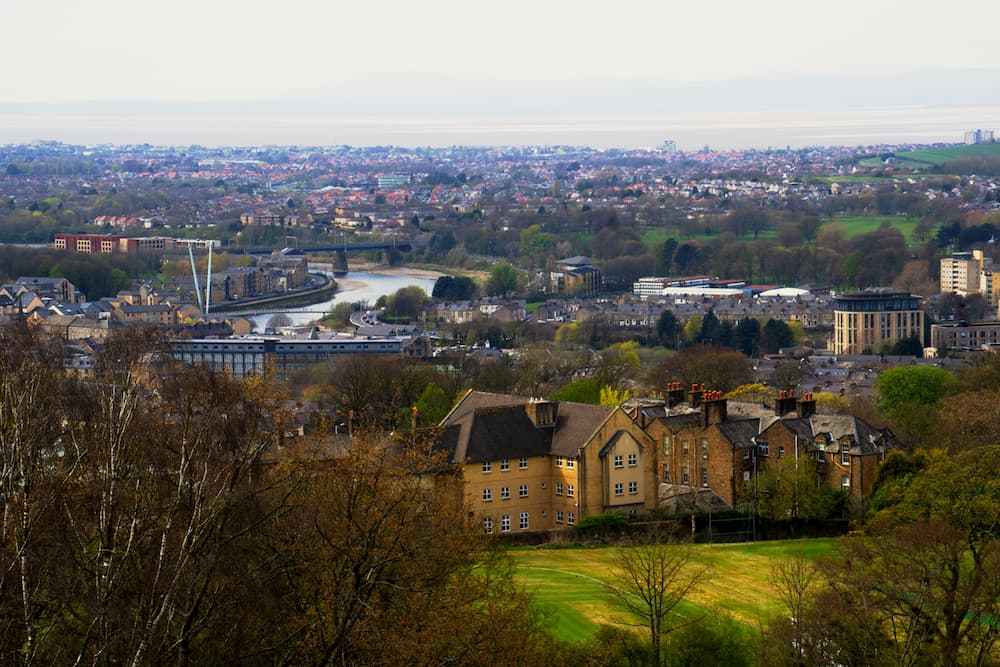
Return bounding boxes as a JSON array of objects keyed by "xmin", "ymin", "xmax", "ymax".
[
  {"xmin": 860, "ymin": 143, "xmax": 1000, "ymax": 169},
  {"xmin": 820, "ymin": 214, "xmax": 923, "ymax": 243},
  {"xmin": 510, "ymin": 538, "xmax": 836, "ymax": 643}
]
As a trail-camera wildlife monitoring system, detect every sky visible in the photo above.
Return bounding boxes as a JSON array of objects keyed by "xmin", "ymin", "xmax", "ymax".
[
  {"xmin": 5, "ymin": 0, "xmax": 1000, "ymax": 104},
  {"xmin": 3, "ymin": 1, "xmax": 1000, "ymax": 148}
]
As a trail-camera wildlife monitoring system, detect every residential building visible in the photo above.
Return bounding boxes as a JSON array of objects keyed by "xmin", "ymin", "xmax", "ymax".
[
  {"xmin": 930, "ymin": 320, "xmax": 1000, "ymax": 351},
  {"xmin": 437, "ymin": 392, "xmax": 657, "ymax": 533},
  {"xmin": 940, "ymin": 250, "xmax": 993, "ymax": 296},
  {"xmin": 832, "ymin": 290, "xmax": 924, "ymax": 355}
]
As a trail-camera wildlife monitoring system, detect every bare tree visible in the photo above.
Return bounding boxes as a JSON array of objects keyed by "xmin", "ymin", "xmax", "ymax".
[{"xmin": 605, "ymin": 535, "xmax": 708, "ymax": 666}]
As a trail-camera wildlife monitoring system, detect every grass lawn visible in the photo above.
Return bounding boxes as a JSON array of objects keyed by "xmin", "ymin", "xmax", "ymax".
[
  {"xmin": 894, "ymin": 142, "xmax": 1000, "ymax": 166},
  {"xmin": 821, "ymin": 214, "xmax": 924, "ymax": 243},
  {"xmin": 510, "ymin": 538, "xmax": 836, "ymax": 643}
]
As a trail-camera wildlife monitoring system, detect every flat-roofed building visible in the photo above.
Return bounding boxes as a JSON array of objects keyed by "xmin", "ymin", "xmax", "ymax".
[{"xmin": 833, "ymin": 290, "xmax": 924, "ymax": 355}]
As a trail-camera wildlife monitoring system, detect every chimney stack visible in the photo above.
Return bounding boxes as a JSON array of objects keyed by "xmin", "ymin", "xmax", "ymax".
[
  {"xmin": 666, "ymin": 381, "xmax": 686, "ymax": 408},
  {"xmin": 796, "ymin": 392, "xmax": 816, "ymax": 419},
  {"xmin": 775, "ymin": 389, "xmax": 798, "ymax": 416},
  {"xmin": 701, "ymin": 389, "xmax": 728, "ymax": 428},
  {"xmin": 687, "ymin": 382, "xmax": 705, "ymax": 408}
]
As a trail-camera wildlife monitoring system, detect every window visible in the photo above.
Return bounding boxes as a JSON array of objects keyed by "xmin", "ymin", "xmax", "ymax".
[
  {"xmin": 555, "ymin": 510, "xmax": 564, "ymax": 524},
  {"xmin": 757, "ymin": 443, "xmax": 769, "ymax": 457},
  {"xmin": 743, "ymin": 470, "xmax": 751, "ymax": 483},
  {"xmin": 500, "ymin": 458, "xmax": 510, "ymax": 471},
  {"xmin": 841, "ymin": 444, "xmax": 850, "ymax": 465},
  {"xmin": 567, "ymin": 512, "xmax": 575, "ymax": 525},
  {"xmin": 841, "ymin": 475, "xmax": 851, "ymax": 491},
  {"xmin": 682, "ymin": 439, "xmax": 690, "ymax": 454},
  {"xmin": 778, "ymin": 445, "xmax": 785, "ymax": 459},
  {"xmin": 501, "ymin": 514, "xmax": 510, "ymax": 532},
  {"xmin": 614, "ymin": 482, "xmax": 624, "ymax": 496},
  {"xmin": 482, "ymin": 488, "xmax": 492, "ymax": 502},
  {"xmin": 500, "ymin": 487, "xmax": 510, "ymax": 500},
  {"xmin": 519, "ymin": 484, "xmax": 528, "ymax": 498},
  {"xmin": 701, "ymin": 468, "xmax": 708, "ymax": 487},
  {"xmin": 701, "ymin": 438, "xmax": 708, "ymax": 458},
  {"xmin": 555, "ymin": 456, "xmax": 563, "ymax": 467},
  {"xmin": 663, "ymin": 434, "xmax": 671, "ymax": 454},
  {"xmin": 519, "ymin": 512, "xmax": 529, "ymax": 530},
  {"xmin": 614, "ymin": 454, "xmax": 624, "ymax": 469},
  {"xmin": 681, "ymin": 467, "xmax": 690, "ymax": 485},
  {"xmin": 629, "ymin": 480, "xmax": 638, "ymax": 494},
  {"xmin": 555, "ymin": 482, "xmax": 563, "ymax": 496},
  {"xmin": 482, "ymin": 461, "xmax": 492, "ymax": 473},
  {"xmin": 628, "ymin": 453, "xmax": 637, "ymax": 467},
  {"xmin": 519, "ymin": 456, "xmax": 528, "ymax": 469},
  {"xmin": 483, "ymin": 517, "xmax": 493, "ymax": 533},
  {"xmin": 566, "ymin": 484, "xmax": 574, "ymax": 497},
  {"xmin": 566, "ymin": 458, "xmax": 575, "ymax": 469},
  {"xmin": 743, "ymin": 448, "xmax": 751, "ymax": 460}
]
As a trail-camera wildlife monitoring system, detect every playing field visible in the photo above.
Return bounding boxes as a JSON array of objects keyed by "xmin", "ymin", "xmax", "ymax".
[
  {"xmin": 820, "ymin": 214, "xmax": 923, "ymax": 243},
  {"xmin": 510, "ymin": 538, "xmax": 836, "ymax": 643}
]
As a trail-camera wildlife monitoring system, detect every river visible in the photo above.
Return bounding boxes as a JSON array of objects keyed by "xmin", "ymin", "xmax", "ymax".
[{"xmin": 248, "ymin": 270, "xmax": 439, "ymax": 330}]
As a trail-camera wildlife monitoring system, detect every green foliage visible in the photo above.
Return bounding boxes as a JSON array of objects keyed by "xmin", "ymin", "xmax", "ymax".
[
  {"xmin": 574, "ymin": 512, "xmax": 630, "ymax": 533},
  {"xmin": 551, "ymin": 378, "xmax": 602, "ymax": 404},
  {"xmin": 655, "ymin": 309, "xmax": 679, "ymax": 347},
  {"xmin": 663, "ymin": 613, "xmax": 753, "ymax": 667},
  {"xmin": 324, "ymin": 301, "xmax": 355, "ymax": 328},
  {"xmin": 431, "ymin": 274, "xmax": 476, "ymax": 300},
  {"xmin": 486, "ymin": 262, "xmax": 518, "ymax": 295},
  {"xmin": 752, "ymin": 458, "xmax": 847, "ymax": 521},
  {"xmin": 599, "ymin": 385, "xmax": 632, "ymax": 407},
  {"xmin": 887, "ymin": 334, "xmax": 922, "ymax": 357},
  {"xmin": 875, "ymin": 365, "xmax": 955, "ymax": 438},
  {"xmin": 384, "ymin": 285, "xmax": 427, "ymax": 320}
]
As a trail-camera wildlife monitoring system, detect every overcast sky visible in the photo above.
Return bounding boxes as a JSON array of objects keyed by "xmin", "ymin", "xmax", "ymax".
[{"xmin": 5, "ymin": 0, "xmax": 1000, "ymax": 103}]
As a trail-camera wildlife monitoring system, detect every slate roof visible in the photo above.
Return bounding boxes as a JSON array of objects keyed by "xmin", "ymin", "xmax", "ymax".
[{"xmin": 716, "ymin": 418, "xmax": 761, "ymax": 449}]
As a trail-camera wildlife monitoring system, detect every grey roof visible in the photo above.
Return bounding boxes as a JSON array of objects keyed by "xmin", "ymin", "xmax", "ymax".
[{"xmin": 717, "ymin": 418, "xmax": 762, "ymax": 448}]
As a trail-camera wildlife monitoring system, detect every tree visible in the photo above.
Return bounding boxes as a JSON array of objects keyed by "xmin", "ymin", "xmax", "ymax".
[
  {"xmin": 875, "ymin": 365, "xmax": 955, "ymax": 440},
  {"xmin": 648, "ymin": 345, "xmax": 753, "ymax": 393},
  {"xmin": 605, "ymin": 537, "xmax": 708, "ymax": 667},
  {"xmin": 736, "ymin": 318, "xmax": 761, "ymax": 357},
  {"xmin": 385, "ymin": 285, "xmax": 427, "ymax": 320},
  {"xmin": 751, "ymin": 457, "xmax": 846, "ymax": 522},
  {"xmin": 432, "ymin": 275, "xmax": 476, "ymax": 300},
  {"xmin": 819, "ymin": 446, "xmax": 1000, "ymax": 665},
  {"xmin": 486, "ymin": 262, "xmax": 518, "ymax": 296},
  {"xmin": 760, "ymin": 318, "xmax": 794, "ymax": 354},
  {"xmin": 770, "ymin": 361, "xmax": 805, "ymax": 391},
  {"xmin": 266, "ymin": 312, "xmax": 293, "ymax": 330},
  {"xmin": 656, "ymin": 309, "xmax": 679, "ymax": 348}
]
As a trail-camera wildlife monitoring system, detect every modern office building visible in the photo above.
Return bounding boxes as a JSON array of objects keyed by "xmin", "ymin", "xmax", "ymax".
[{"xmin": 833, "ymin": 290, "xmax": 924, "ymax": 355}]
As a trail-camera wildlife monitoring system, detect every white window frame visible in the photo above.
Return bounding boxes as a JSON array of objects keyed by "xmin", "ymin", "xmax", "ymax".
[
  {"xmin": 519, "ymin": 456, "xmax": 528, "ymax": 470},
  {"xmin": 555, "ymin": 456, "xmax": 563, "ymax": 467},
  {"xmin": 519, "ymin": 484, "xmax": 528, "ymax": 498},
  {"xmin": 555, "ymin": 482, "xmax": 563, "ymax": 496},
  {"xmin": 500, "ymin": 458, "xmax": 510, "ymax": 471},
  {"xmin": 566, "ymin": 458, "xmax": 575, "ymax": 469},
  {"xmin": 629, "ymin": 480, "xmax": 638, "ymax": 495},
  {"xmin": 567, "ymin": 512, "xmax": 575, "ymax": 525},
  {"xmin": 483, "ymin": 517, "xmax": 493, "ymax": 533},
  {"xmin": 614, "ymin": 454, "xmax": 624, "ymax": 469},
  {"xmin": 841, "ymin": 445, "xmax": 850, "ymax": 465},
  {"xmin": 555, "ymin": 510, "xmax": 564, "ymax": 523},
  {"xmin": 501, "ymin": 514, "xmax": 510, "ymax": 532},
  {"xmin": 519, "ymin": 512, "xmax": 529, "ymax": 530},
  {"xmin": 482, "ymin": 488, "xmax": 492, "ymax": 502},
  {"xmin": 500, "ymin": 486, "xmax": 510, "ymax": 500},
  {"xmin": 628, "ymin": 453, "xmax": 637, "ymax": 467},
  {"xmin": 841, "ymin": 475, "xmax": 851, "ymax": 491},
  {"xmin": 482, "ymin": 461, "xmax": 492, "ymax": 473},
  {"xmin": 566, "ymin": 484, "xmax": 574, "ymax": 497},
  {"xmin": 614, "ymin": 482, "xmax": 624, "ymax": 496}
]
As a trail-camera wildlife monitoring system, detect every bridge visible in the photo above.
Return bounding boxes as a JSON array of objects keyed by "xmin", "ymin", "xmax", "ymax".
[{"xmin": 239, "ymin": 240, "xmax": 415, "ymax": 274}]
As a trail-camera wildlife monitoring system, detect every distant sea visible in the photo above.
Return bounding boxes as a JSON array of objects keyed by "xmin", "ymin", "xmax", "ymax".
[{"xmin": 2, "ymin": 105, "xmax": 1000, "ymax": 149}]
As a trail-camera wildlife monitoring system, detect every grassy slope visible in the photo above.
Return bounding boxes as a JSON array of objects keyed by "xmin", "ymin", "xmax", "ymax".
[
  {"xmin": 511, "ymin": 537, "xmax": 836, "ymax": 643},
  {"xmin": 821, "ymin": 214, "xmax": 922, "ymax": 243}
]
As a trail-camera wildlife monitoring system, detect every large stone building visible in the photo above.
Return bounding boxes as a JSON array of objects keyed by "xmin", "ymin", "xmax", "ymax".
[
  {"xmin": 438, "ymin": 385, "xmax": 902, "ymax": 533},
  {"xmin": 832, "ymin": 290, "xmax": 924, "ymax": 355}
]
